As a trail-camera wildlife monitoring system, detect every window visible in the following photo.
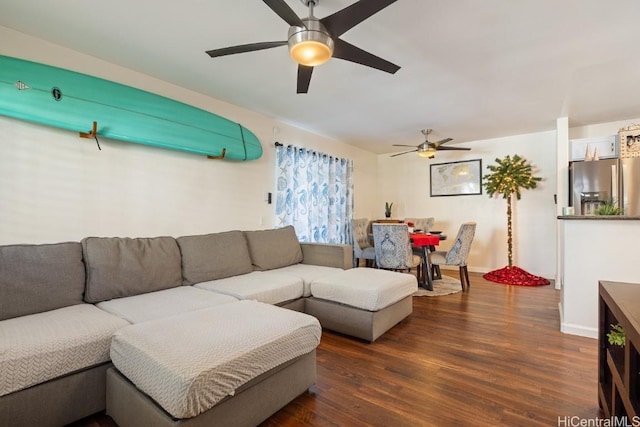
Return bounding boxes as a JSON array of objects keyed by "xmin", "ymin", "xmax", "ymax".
[{"xmin": 275, "ymin": 145, "xmax": 353, "ymax": 244}]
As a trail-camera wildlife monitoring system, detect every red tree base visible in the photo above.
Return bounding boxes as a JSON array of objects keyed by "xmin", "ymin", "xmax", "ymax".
[{"xmin": 483, "ymin": 265, "xmax": 550, "ymax": 286}]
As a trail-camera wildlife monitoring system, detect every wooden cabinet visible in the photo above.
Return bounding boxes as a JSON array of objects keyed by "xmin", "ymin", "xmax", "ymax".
[{"xmin": 598, "ymin": 281, "xmax": 640, "ymax": 418}]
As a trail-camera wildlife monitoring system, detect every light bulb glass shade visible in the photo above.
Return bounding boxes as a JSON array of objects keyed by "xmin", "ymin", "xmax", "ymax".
[
  {"xmin": 290, "ymin": 40, "xmax": 332, "ymax": 66},
  {"xmin": 288, "ymin": 20, "xmax": 334, "ymax": 67},
  {"xmin": 418, "ymin": 147, "xmax": 436, "ymax": 158}
]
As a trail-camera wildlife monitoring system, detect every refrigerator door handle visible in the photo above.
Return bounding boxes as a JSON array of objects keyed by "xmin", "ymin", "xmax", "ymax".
[{"xmin": 612, "ymin": 164, "xmax": 618, "ymax": 207}]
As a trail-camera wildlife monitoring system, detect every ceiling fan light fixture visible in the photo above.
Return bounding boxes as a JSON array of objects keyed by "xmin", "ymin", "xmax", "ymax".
[
  {"xmin": 418, "ymin": 147, "xmax": 436, "ymax": 158},
  {"xmin": 288, "ymin": 20, "xmax": 334, "ymax": 67},
  {"xmin": 289, "ymin": 40, "xmax": 333, "ymax": 66}
]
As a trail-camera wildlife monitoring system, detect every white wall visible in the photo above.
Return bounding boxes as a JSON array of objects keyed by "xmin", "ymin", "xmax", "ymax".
[
  {"xmin": 3, "ymin": 25, "xmax": 638, "ymax": 281},
  {"xmin": 561, "ymin": 219, "xmax": 640, "ymax": 338},
  {"xmin": 377, "ymin": 130, "xmax": 558, "ymax": 278},
  {"xmin": 0, "ymin": 26, "xmax": 379, "ymax": 244},
  {"xmin": 569, "ymin": 118, "xmax": 639, "ymax": 140},
  {"xmin": 556, "ymin": 117, "xmax": 569, "ymax": 289}
]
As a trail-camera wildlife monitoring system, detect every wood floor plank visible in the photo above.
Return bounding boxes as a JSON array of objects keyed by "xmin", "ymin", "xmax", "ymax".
[{"xmin": 73, "ymin": 272, "xmax": 600, "ymax": 427}]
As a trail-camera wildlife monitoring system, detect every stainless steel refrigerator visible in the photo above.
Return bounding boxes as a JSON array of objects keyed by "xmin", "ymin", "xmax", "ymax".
[
  {"xmin": 570, "ymin": 158, "xmax": 640, "ymax": 215},
  {"xmin": 621, "ymin": 157, "xmax": 640, "ymax": 216}
]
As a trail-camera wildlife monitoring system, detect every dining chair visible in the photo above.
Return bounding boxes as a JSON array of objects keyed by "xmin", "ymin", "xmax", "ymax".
[
  {"xmin": 351, "ymin": 218, "xmax": 376, "ymax": 267},
  {"xmin": 404, "ymin": 217, "xmax": 435, "ymax": 233},
  {"xmin": 406, "ymin": 217, "xmax": 436, "ymax": 261},
  {"xmin": 429, "ymin": 222, "xmax": 476, "ymax": 291},
  {"xmin": 372, "ymin": 223, "xmax": 422, "ymax": 279}
]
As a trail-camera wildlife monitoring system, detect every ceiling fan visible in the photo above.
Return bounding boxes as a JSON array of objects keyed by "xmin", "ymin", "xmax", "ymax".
[
  {"xmin": 205, "ymin": 0, "xmax": 400, "ymax": 94},
  {"xmin": 391, "ymin": 129, "xmax": 471, "ymax": 158}
]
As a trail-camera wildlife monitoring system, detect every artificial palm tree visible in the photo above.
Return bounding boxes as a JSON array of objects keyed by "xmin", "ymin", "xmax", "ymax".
[{"xmin": 482, "ymin": 154, "xmax": 548, "ymax": 285}]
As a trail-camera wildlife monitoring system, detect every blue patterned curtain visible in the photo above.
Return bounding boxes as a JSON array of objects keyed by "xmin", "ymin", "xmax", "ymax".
[{"xmin": 275, "ymin": 145, "xmax": 353, "ymax": 244}]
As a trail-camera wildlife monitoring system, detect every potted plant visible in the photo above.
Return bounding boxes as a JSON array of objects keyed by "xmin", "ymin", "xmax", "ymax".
[
  {"xmin": 607, "ymin": 323, "xmax": 625, "ymax": 368},
  {"xmin": 384, "ymin": 202, "xmax": 393, "ymax": 218},
  {"xmin": 597, "ymin": 199, "xmax": 622, "ymax": 216},
  {"xmin": 607, "ymin": 323, "xmax": 625, "ymax": 347}
]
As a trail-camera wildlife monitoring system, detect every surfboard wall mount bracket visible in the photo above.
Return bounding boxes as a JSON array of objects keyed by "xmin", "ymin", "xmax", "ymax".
[
  {"xmin": 79, "ymin": 121, "xmax": 101, "ymax": 151},
  {"xmin": 207, "ymin": 148, "xmax": 226, "ymax": 160}
]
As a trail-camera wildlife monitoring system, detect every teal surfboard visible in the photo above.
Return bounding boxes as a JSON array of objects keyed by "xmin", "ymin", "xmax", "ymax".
[{"xmin": 0, "ymin": 55, "xmax": 262, "ymax": 161}]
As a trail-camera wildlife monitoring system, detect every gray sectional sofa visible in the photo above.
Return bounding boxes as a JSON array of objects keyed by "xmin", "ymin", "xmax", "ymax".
[{"xmin": 0, "ymin": 225, "xmax": 415, "ymax": 427}]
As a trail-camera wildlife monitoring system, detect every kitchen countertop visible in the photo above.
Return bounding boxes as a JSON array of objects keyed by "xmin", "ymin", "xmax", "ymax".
[{"xmin": 557, "ymin": 215, "xmax": 640, "ymax": 220}]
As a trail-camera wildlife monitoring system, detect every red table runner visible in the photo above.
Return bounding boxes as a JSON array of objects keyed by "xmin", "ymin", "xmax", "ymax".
[{"xmin": 409, "ymin": 233, "xmax": 440, "ymax": 247}]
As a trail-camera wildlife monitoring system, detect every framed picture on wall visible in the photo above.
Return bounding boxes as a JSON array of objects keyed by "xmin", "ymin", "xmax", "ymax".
[
  {"xmin": 430, "ymin": 159, "xmax": 483, "ymax": 197},
  {"xmin": 619, "ymin": 124, "xmax": 640, "ymax": 158}
]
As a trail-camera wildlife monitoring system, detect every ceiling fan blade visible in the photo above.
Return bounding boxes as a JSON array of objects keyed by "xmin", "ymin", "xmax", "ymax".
[
  {"xmin": 392, "ymin": 144, "xmax": 419, "ymax": 148},
  {"xmin": 321, "ymin": 0, "xmax": 397, "ymax": 38},
  {"xmin": 332, "ymin": 39, "xmax": 400, "ymax": 74},
  {"xmin": 390, "ymin": 149, "xmax": 418, "ymax": 157},
  {"xmin": 436, "ymin": 146, "xmax": 471, "ymax": 151},
  {"xmin": 206, "ymin": 41, "xmax": 287, "ymax": 58},
  {"xmin": 432, "ymin": 138, "xmax": 453, "ymax": 146},
  {"xmin": 297, "ymin": 65, "xmax": 314, "ymax": 94},
  {"xmin": 263, "ymin": 0, "xmax": 305, "ymax": 27}
]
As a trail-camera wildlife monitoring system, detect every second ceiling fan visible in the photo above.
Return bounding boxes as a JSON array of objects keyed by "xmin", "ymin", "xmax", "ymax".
[
  {"xmin": 391, "ymin": 129, "xmax": 471, "ymax": 159},
  {"xmin": 205, "ymin": 0, "xmax": 400, "ymax": 94}
]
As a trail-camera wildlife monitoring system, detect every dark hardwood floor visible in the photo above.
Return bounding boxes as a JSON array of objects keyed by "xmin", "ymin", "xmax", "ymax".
[{"xmin": 74, "ymin": 272, "xmax": 600, "ymax": 427}]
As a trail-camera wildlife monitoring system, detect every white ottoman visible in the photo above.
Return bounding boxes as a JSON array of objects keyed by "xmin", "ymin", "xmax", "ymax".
[
  {"xmin": 307, "ymin": 268, "xmax": 417, "ymax": 342},
  {"xmin": 106, "ymin": 300, "xmax": 321, "ymax": 427}
]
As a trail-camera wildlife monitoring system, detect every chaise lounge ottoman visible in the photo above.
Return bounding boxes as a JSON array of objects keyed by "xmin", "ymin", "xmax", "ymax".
[
  {"xmin": 106, "ymin": 299, "xmax": 321, "ymax": 427},
  {"xmin": 306, "ymin": 268, "xmax": 418, "ymax": 342}
]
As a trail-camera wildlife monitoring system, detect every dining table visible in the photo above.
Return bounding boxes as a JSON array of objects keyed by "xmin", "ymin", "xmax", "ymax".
[{"xmin": 410, "ymin": 232, "xmax": 444, "ymax": 291}]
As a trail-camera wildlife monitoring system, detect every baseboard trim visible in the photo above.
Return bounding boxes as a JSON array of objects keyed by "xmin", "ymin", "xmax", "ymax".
[{"xmin": 561, "ymin": 322, "xmax": 597, "ymax": 339}]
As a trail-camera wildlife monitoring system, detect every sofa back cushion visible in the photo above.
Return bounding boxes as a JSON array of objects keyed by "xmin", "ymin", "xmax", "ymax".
[
  {"xmin": 244, "ymin": 226, "xmax": 303, "ymax": 271},
  {"xmin": 177, "ymin": 231, "xmax": 253, "ymax": 285},
  {"xmin": 0, "ymin": 242, "xmax": 85, "ymax": 321},
  {"xmin": 82, "ymin": 236, "xmax": 182, "ymax": 303}
]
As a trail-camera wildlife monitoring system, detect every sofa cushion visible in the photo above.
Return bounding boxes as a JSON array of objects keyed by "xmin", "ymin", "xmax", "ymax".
[
  {"xmin": 82, "ymin": 237, "xmax": 182, "ymax": 303},
  {"xmin": 261, "ymin": 264, "xmax": 344, "ymax": 297},
  {"xmin": 310, "ymin": 268, "xmax": 418, "ymax": 311},
  {"xmin": 0, "ymin": 242, "xmax": 85, "ymax": 321},
  {"xmin": 110, "ymin": 300, "xmax": 321, "ymax": 419},
  {"xmin": 194, "ymin": 271, "xmax": 304, "ymax": 305},
  {"xmin": 244, "ymin": 226, "xmax": 303, "ymax": 271},
  {"xmin": 177, "ymin": 231, "xmax": 253, "ymax": 285},
  {"xmin": 0, "ymin": 304, "xmax": 129, "ymax": 397},
  {"xmin": 96, "ymin": 286, "xmax": 238, "ymax": 323}
]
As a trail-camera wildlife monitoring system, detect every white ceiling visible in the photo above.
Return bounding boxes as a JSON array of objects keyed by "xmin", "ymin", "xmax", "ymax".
[{"xmin": 2, "ymin": 0, "xmax": 640, "ymax": 154}]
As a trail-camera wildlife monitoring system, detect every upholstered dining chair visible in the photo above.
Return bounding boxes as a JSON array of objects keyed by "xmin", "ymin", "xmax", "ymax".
[
  {"xmin": 351, "ymin": 218, "xmax": 376, "ymax": 267},
  {"xmin": 404, "ymin": 217, "xmax": 435, "ymax": 233},
  {"xmin": 372, "ymin": 223, "xmax": 422, "ymax": 279},
  {"xmin": 405, "ymin": 217, "xmax": 436, "ymax": 259},
  {"xmin": 429, "ymin": 222, "xmax": 476, "ymax": 291}
]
